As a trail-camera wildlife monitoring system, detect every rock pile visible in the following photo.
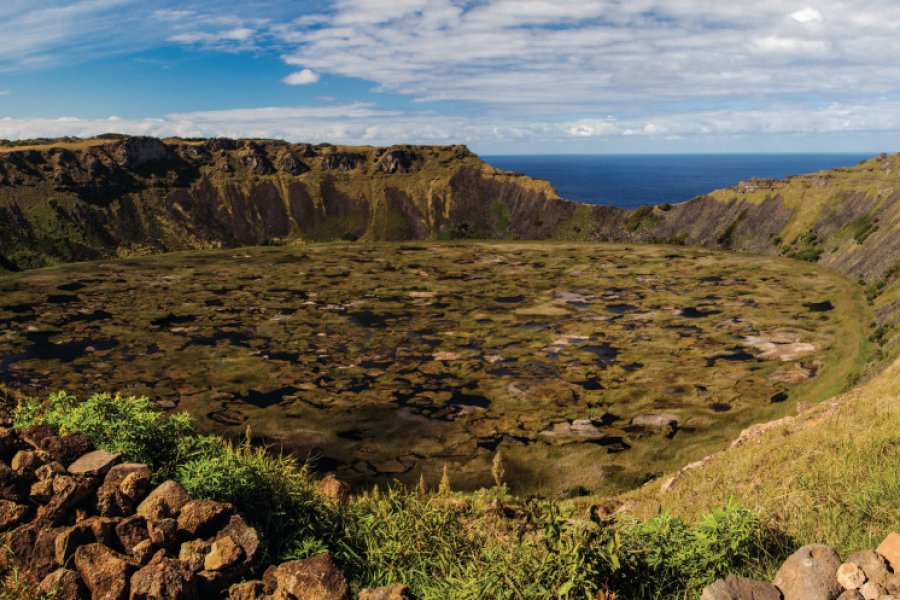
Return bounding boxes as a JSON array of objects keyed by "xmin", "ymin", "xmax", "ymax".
[
  {"xmin": 0, "ymin": 423, "xmax": 410, "ymax": 599},
  {"xmin": 702, "ymin": 536, "xmax": 900, "ymax": 600}
]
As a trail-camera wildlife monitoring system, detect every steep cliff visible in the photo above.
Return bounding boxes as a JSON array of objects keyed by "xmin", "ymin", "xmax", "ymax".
[
  {"xmin": 2, "ymin": 137, "xmax": 899, "ymax": 328},
  {"xmin": 0, "ymin": 136, "xmax": 624, "ymax": 271}
]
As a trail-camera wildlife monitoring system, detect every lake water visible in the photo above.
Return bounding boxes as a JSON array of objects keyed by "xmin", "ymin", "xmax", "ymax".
[{"xmin": 483, "ymin": 154, "xmax": 874, "ymax": 209}]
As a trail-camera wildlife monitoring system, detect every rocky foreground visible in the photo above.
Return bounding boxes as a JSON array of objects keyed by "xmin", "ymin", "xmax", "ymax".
[
  {"xmin": 0, "ymin": 420, "xmax": 404, "ymax": 599},
  {"xmin": 703, "ymin": 537, "xmax": 900, "ymax": 600}
]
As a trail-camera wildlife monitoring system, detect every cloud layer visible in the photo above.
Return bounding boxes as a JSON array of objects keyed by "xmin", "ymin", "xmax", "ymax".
[{"xmin": 3, "ymin": 1, "xmax": 900, "ymax": 150}]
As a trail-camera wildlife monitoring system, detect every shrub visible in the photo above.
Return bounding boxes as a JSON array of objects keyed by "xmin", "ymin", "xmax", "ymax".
[
  {"xmin": 612, "ymin": 503, "xmax": 789, "ymax": 598},
  {"xmin": 14, "ymin": 392, "xmax": 194, "ymax": 477}
]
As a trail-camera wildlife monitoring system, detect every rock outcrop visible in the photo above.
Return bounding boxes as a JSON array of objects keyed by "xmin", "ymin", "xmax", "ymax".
[{"xmin": 702, "ymin": 537, "xmax": 900, "ymax": 600}]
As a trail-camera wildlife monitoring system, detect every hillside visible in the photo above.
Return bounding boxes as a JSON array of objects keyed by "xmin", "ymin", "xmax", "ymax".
[{"xmin": 0, "ymin": 136, "xmax": 624, "ymax": 272}]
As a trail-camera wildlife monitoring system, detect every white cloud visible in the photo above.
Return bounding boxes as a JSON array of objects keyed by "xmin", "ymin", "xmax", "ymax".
[
  {"xmin": 791, "ymin": 7, "xmax": 824, "ymax": 23},
  {"xmin": 2, "ymin": 99, "xmax": 900, "ymax": 152},
  {"xmin": 282, "ymin": 68, "xmax": 319, "ymax": 85},
  {"xmin": 0, "ymin": 90, "xmax": 9, "ymax": 96}
]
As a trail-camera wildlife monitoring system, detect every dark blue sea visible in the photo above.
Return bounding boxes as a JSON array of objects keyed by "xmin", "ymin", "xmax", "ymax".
[{"xmin": 482, "ymin": 154, "xmax": 873, "ymax": 209}]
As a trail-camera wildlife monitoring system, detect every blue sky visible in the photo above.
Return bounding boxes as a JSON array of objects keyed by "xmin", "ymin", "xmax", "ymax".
[{"xmin": 1, "ymin": 0, "xmax": 899, "ymax": 154}]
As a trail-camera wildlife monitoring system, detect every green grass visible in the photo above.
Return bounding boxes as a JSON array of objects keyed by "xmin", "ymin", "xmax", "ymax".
[
  {"xmin": 3, "ymin": 387, "xmax": 790, "ymax": 600},
  {"xmin": 617, "ymin": 356, "xmax": 900, "ymax": 559}
]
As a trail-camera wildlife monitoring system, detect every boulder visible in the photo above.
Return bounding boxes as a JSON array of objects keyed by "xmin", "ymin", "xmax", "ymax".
[
  {"xmin": 137, "ymin": 480, "xmax": 191, "ymax": 519},
  {"xmin": 0, "ymin": 499, "xmax": 30, "ymax": 529},
  {"xmin": 228, "ymin": 580, "xmax": 267, "ymax": 600},
  {"xmin": 877, "ymin": 533, "xmax": 900, "ymax": 572},
  {"xmin": 97, "ymin": 463, "xmax": 152, "ymax": 516},
  {"xmin": 204, "ymin": 536, "xmax": 245, "ymax": 572},
  {"xmin": 847, "ymin": 550, "xmax": 892, "ymax": 588},
  {"xmin": 269, "ymin": 553, "xmax": 349, "ymax": 600},
  {"xmin": 74, "ymin": 543, "xmax": 135, "ymax": 600},
  {"xmin": 318, "ymin": 475, "xmax": 350, "ymax": 502},
  {"xmin": 631, "ymin": 413, "xmax": 679, "ymax": 429},
  {"xmin": 859, "ymin": 581, "xmax": 887, "ymax": 599},
  {"xmin": 115, "ymin": 515, "xmax": 150, "ymax": 555},
  {"xmin": 68, "ymin": 450, "xmax": 121, "ymax": 477},
  {"xmin": 55, "ymin": 522, "xmax": 97, "ymax": 565},
  {"xmin": 11, "ymin": 449, "xmax": 41, "ymax": 472},
  {"xmin": 0, "ymin": 426, "xmax": 21, "ymax": 456},
  {"xmin": 179, "ymin": 540, "xmax": 211, "ymax": 573},
  {"xmin": 32, "ymin": 526, "xmax": 65, "ymax": 579},
  {"xmin": 701, "ymin": 576, "xmax": 782, "ymax": 600},
  {"xmin": 147, "ymin": 517, "xmax": 178, "ymax": 548},
  {"xmin": 177, "ymin": 499, "xmax": 233, "ymax": 538},
  {"xmin": 39, "ymin": 568, "xmax": 86, "ymax": 600},
  {"xmin": 36, "ymin": 475, "xmax": 95, "ymax": 526},
  {"xmin": 359, "ymin": 583, "xmax": 416, "ymax": 600},
  {"xmin": 43, "ymin": 433, "xmax": 94, "ymax": 465},
  {"xmin": 837, "ymin": 563, "xmax": 867, "ymax": 590},
  {"xmin": 130, "ymin": 556, "xmax": 198, "ymax": 600},
  {"xmin": 773, "ymin": 544, "xmax": 842, "ymax": 600},
  {"xmin": 836, "ymin": 591, "xmax": 864, "ymax": 600},
  {"xmin": 214, "ymin": 514, "xmax": 260, "ymax": 570}
]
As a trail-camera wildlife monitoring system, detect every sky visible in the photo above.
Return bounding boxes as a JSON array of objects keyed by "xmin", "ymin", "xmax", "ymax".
[{"xmin": 0, "ymin": 0, "xmax": 898, "ymax": 154}]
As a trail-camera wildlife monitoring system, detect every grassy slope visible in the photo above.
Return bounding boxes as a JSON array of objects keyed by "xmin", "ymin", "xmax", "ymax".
[{"xmin": 614, "ymin": 353, "xmax": 900, "ymax": 558}]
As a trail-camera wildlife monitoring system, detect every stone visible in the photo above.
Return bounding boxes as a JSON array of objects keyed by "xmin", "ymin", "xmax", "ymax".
[
  {"xmin": 1, "ymin": 524, "xmax": 38, "ymax": 570},
  {"xmin": 205, "ymin": 536, "xmax": 245, "ymax": 572},
  {"xmin": 84, "ymin": 516, "xmax": 120, "ymax": 547},
  {"xmin": 318, "ymin": 474, "xmax": 351, "ymax": 502},
  {"xmin": 119, "ymin": 470, "xmax": 152, "ymax": 503},
  {"xmin": 39, "ymin": 568, "xmax": 86, "ymax": 600},
  {"xmin": 179, "ymin": 540, "xmax": 211, "ymax": 573},
  {"xmin": 631, "ymin": 413, "xmax": 679, "ymax": 429},
  {"xmin": 55, "ymin": 522, "xmax": 97, "ymax": 565},
  {"xmin": 773, "ymin": 544, "xmax": 842, "ymax": 600},
  {"xmin": 0, "ymin": 426, "xmax": 21, "ymax": 456},
  {"xmin": 860, "ymin": 582, "xmax": 888, "ymax": 600},
  {"xmin": 97, "ymin": 463, "xmax": 152, "ymax": 517},
  {"xmin": 137, "ymin": 480, "xmax": 191, "ymax": 519},
  {"xmin": 132, "ymin": 539, "xmax": 156, "ymax": 564},
  {"xmin": 700, "ymin": 576, "xmax": 782, "ymax": 600},
  {"xmin": 228, "ymin": 580, "xmax": 267, "ymax": 600},
  {"xmin": 0, "ymin": 499, "xmax": 30, "ymax": 529},
  {"xmin": 130, "ymin": 556, "xmax": 198, "ymax": 600},
  {"xmin": 115, "ymin": 515, "xmax": 150, "ymax": 555},
  {"xmin": 215, "ymin": 514, "xmax": 260, "ymax": 569},
  {"xmin": 32, "ymin": 526, "xmax": 65, "ymax": 579},
  {"xmin": 74, "ymin": 543, "xmax": 135, "ymax": 600},
  {"xmin": 36, "ymin": 475, "xmax": 95, "ymax": 526},
  {"xmin": 177, "ymin": 499, "xmax": 233, "ymax": 538},
  {"xmin": 270, "ymin": 553, "xmax": 349, "ymax": 600},
  {"xmin": 359, "ymin": 583, "xmax": 415, "ymax": 600},
  {"xmin": 35, "ymin": 461, "xmax": 66, "ymax": 480},
  {"xmin": 30, "ymin": 478, "xmax": 54, "ymax": 503},
  {"xmin": 11, "ymin": 449, "xmax": 41, "ymax": 472},
  {"xmin": 68, "ymin": 450, "xmax": 121, "ymax": 477},
  {"xmin": 847, "ymin": 550, "xmax": 893, "ymax": 588},
  {"xmin": 0, "ymin": 462, "xmax": 23, "ymax": 502},
  {"xmin": 837, "ymin": 592, "xmax": 864, "ymax": 600},
  {"xmin": 147, "ymin": 517, "xmax": 178, "ymax": 548},
  {"xmin": 838, "ymin": 563, "xmax": 868, "ymax": 590},
  {"xmin": 877, "ymin": 533, "xmax": 900, "ymax": 572},
  {"xmin": 43, "ymin": 433, "xmax": 94, "ymax": 465}
]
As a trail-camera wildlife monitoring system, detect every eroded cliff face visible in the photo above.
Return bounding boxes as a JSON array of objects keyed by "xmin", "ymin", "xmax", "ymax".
[
  {"xmin": 628, "ymin": 157, "xmax": 900, "ymax": 286},
  {"xmin": 0, "ymin": 136, "xmax": 624, "ymax": 271}
]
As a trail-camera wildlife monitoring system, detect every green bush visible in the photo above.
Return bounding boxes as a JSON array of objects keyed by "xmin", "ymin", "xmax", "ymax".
[
  {"xmin": 14, "ymin": 392, "xmax": 194, "ymax": 477},
  {"xmin": 612, "ymin": 503, "xmax": 790, "ymax": 598}
]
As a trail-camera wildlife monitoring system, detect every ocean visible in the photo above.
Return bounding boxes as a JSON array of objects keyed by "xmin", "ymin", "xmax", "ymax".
[{"xmin": 482, "ymin": 154, "xmax": 874, "ymax": 209}]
